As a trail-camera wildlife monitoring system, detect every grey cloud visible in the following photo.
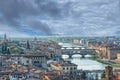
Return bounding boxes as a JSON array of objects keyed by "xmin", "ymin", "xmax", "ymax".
[
  {"xmin": 0, "ymin": 0, "xmax": 55, "ymax": 35},
  {"xmin": 26, "ymin": 19, "xmax": 52, "ymax": 35},
  {"xmin": 35, "ymin": 0, "xmax": 62, "ymax": 18},
  {"xmin": 0, "ymin": 0, "xmax": 120, "ymax": 36}
]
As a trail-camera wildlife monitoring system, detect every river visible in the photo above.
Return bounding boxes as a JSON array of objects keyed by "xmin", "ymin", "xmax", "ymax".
[
  {"xmin": 62, "ymin": 55, "xmax": 106, "ymax": 70},
  {"xmin": 60, "ymin": 43, "xmax": 119, "ymax": 70}
]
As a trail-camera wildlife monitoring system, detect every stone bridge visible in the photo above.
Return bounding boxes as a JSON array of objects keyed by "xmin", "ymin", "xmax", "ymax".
[{"xmin": 61, "ymin": 47, "xmax": 96, "ymax": 58}]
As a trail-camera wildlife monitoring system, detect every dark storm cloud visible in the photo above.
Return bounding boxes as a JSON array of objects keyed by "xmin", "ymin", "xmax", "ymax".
[
  {"xmin": 0, "ymin": 0, "xmax": 39, "ymax": 25},
  {"xmin": 35, "ymin": 0, "xmax": 63, "ymax": 18},
  {"xmin": 0, "ymin": 0, "xmax": 84, "ymax": 36},
  {"xmin": 0, "ymin": 0, "xmax": 120, "ymax": 37},
  {"xmin": 0, "ymin": 0, "xmax": 62, "ymax": 35},
  {"xmin": 27, "ymin": 20, "xmax": 52, "ymax": 35}
]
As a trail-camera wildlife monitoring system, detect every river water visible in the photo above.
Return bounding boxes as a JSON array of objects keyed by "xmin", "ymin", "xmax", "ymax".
[
  {"xmin": 62, "ymin": 55, "xmax": 106, "ymax": 70},
  {"xmin": 71, "ymin": 58, "xmax": 106, "ymax": 70},
  {"xmin": 60, "ymin": 43, "xmax": 106, "ymax": 70},
  {"xmin": 60, "ymin": 43, "xmax": 120, "ymax": 71},
  {"xmin": 60, "ymin": 43, "xmax": 119, "ymax": 79}
]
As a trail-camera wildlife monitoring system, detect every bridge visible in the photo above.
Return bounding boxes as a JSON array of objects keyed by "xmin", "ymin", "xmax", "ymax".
[{"xmin": 61, "ymin": 47, "xmax": 96, "ymax": 58}]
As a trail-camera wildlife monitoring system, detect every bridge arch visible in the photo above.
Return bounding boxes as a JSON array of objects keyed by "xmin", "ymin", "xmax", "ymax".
[
  {"xmin": 85, "ymin": 54, "xmax": 92, "ymax": 57},
  {"xmin": 72, "ymin": 54, "xmax": 82, "ymax": 58},
  {"xmin": 62, "ymin": 55, "xmax": 69, "ymax": 58},
  {"xmin": 72, "ymin": 54, "xmax": 92, "ymax": 58},
  {"xmin": 62, "ymin": 54, "xmax": 95, "ymax": 59},
  {"xmin": 69, "ymin": 53, "xmax": 86, "ymax": 58}
]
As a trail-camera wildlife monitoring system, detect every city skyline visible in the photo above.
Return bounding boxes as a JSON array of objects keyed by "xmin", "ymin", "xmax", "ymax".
[{"xmin": 0, "ymin": 0, "xmax": 120, "ymax": 37}]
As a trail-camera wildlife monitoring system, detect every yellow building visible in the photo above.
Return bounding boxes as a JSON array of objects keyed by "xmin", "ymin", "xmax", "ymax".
[
  {"xmin": 107, "ymin": 48, "xmax": 120, "ymax": 60},
  {"xmin": 116, "ymin": 53, "xmax": 120, "ymax": 64},
  {"xmin": 117, "ymin": 54, "xmax": 120, "ymax": 60}
]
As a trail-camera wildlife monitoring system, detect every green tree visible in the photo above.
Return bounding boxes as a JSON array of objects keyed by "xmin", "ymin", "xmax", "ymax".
[{"xmin": 9, "ymin": 46, "xmax": 24, "ymax": 54}]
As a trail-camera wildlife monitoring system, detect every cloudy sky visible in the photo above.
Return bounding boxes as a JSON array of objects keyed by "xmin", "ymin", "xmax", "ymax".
[{"xmin": 0, "ymin": 0, "xmax": 120, "ymax": 37}]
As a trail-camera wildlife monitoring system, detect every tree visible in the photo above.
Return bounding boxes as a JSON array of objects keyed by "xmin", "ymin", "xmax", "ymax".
[
  {"xmin": 9, "ymin": 46, "xmax": 24, "ymax": 54},
  {"xmin": 26, "ymin": 40, "xmax": 30, "ymax": 49}
]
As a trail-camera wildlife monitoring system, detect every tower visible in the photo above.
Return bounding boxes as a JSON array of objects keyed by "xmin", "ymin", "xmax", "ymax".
[
  {"xmin": 4, "ymin": 34, "xmax": 7, "ymax": 42},
  {"xmin": 26, "ymin": 40, "xmax": 30, "ymax": 49},
  {"xmin": 34, "ymin": 37, "xmax": 37, "ymax": 42},
  {"xmin": 105, "ymin": 66, "xmax": 113, "ymax": 80},
  {"xmin": 2, "ymin": 34, "xmax": 8, "ymax": 54}
]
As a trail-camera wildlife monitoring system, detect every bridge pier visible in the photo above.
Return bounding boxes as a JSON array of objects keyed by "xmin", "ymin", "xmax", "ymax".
[
  {"xmin": 68, "ymin": 54, "xmax": 85, "ymax": 58},
  {"xmin": 69, "ymin": 55, "xmax": 72, "ymax": 58},
  {"xmin": 81, "ymin": 55, "xmax": 85, "ymax": 58}
]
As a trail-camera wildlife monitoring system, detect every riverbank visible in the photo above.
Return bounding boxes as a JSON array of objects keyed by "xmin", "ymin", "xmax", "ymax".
[
  {"xmin": 83, "ymin": 57, "xmax": 120, "ymax": 68},
  {"xmin": 96, "ymin": 58, "xmax": 120, "ymax": 68},
  {"xmin": 88, "ymin": 55, "xmax": 120, "ymax": 68}
]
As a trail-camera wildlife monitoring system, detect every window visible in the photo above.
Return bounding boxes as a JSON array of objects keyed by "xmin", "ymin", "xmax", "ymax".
[
  {"xmin": 74, "ymin": 67, "xmax": 76, "ymax": 70},
  {"xmin": 26, "ymin": 60, "xmax": 29, "ymax": 63},
  {"xmin": 18, "ymin": 61, "xmax": 20, "ymax": 64},
  {"xmin": 66, "ymin": 67, "xmax": 68, "ymax": 70},
  {"xmin": 63, "ymin": 67, "xmax": 65, "ymax": 70},
  {"xmin": 34, "ymin": 61, "xmax": 39, "ymax": 63}
]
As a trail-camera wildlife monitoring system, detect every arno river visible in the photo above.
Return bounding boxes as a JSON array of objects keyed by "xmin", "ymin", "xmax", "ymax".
[
  {"xmin": 62, "ymin": 56, "xmax": 107, "ymax": 79},
  {"xmin": 60, "ymin": 43, "xmax": 118, "ymax": 70},
  {"xmin": 62, "ymin": 56, "xmax": 106, "ymax": 70},
  {"xmin": 72, "ymin": 57, "xmax": 106, "ymax": 70}
]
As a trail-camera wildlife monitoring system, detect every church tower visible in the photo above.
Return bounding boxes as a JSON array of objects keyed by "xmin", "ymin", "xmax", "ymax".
[
  {"xmin": 26, "ymin": 40, "xmax": 30, "ymax": 49},
  {"xmin": 4, "ymin": 34, "xmax": 7, "ymax": 42},
  {"xmin": 2, "ymin": 34, "xmax": 8, "ymax": 54}
]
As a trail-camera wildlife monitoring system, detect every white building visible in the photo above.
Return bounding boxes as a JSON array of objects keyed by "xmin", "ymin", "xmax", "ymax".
[{"xmin": 50, "ymin": 61, "xmax": 77, "ymax": 74}]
